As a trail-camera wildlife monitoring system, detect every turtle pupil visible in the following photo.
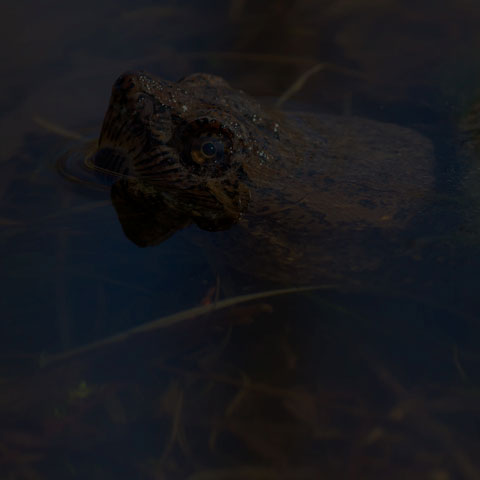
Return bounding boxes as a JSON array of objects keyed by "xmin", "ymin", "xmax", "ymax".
[{"xmin": 202, "ymin": 142, "xmax": 216, "ymax": 157}]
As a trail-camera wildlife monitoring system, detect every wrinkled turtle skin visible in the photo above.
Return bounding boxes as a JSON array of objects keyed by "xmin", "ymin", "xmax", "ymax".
[{"xmin": 66, "ymin": 71, "xmax": 435, "ymax": 282}]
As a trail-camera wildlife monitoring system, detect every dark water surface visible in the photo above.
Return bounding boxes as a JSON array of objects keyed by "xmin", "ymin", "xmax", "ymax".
[{"xmin": 2, "ymin": 1, "xmax": 480, "ymax": 479}]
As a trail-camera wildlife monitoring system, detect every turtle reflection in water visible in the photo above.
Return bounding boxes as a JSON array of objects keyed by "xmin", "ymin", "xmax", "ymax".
[{"xmin": 61, "ymin": 71, "xmax": 434, "ymax": 283}]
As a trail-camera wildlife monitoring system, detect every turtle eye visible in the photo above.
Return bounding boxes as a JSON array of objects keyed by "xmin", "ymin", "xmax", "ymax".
[
  {"xmin": 201, "ymin": 141, "xmax": 217, "ymax": 158},
  {"xmin": 175, "ymin": 120, "xmax": 234, "ymax": 177},
  {"xmin": 190, "ymin": 134, "xmax": 225, "ymax": 165}
]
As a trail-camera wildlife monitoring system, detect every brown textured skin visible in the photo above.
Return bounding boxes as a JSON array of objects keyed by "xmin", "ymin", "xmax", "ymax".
[{"xmin": 87, "ymin": 71, "xmax": 435, "ymax": 282}]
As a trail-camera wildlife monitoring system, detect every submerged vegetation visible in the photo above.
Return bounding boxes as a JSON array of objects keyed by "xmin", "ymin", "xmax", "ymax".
[{"xmin": 2, "ymin": 286, "xmax": 480, "ymax": 479}]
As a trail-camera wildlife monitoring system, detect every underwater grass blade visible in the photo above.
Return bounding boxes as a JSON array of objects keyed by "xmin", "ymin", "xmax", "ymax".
[{"xmin": 41, "ymin": 284, "xmax": 337, "ymax": 366}]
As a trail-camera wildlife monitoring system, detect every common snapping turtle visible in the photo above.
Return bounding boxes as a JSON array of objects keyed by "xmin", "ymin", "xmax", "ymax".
[{"xmin": 61, "ymin": 71, "xmax": 434, "ymax": 282}]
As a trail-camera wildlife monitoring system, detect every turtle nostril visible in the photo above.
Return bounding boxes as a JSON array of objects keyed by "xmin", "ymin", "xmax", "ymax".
[{"xmin": 113, "ymin": 72, "xmax": 139, "ymax": 93}]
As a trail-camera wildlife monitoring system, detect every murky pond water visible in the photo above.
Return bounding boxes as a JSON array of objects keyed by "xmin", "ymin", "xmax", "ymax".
[{"xmin": 2, "ymin": 1, "xmax": 480, "ymax": 479}]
